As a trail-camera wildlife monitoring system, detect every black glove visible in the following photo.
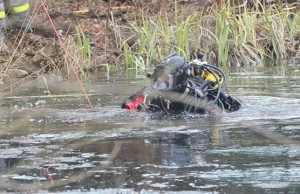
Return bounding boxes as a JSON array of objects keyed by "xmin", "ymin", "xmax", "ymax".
[{"xmin": 219, "ymin": 91, "xmax": 241, "ymax": 112}]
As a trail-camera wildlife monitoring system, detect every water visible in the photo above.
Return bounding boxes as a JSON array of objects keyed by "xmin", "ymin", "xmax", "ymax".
[{"xmin": 1, "ymin": 67, "xmax": 300, "ymax": 193}]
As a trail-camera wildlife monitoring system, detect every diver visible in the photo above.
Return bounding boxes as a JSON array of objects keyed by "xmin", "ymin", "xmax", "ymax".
[{"xmin": 122, "ymin": 54, "xmax": 242, "ymax": 114}]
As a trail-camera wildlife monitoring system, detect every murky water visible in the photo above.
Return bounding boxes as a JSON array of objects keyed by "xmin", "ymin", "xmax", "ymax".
[{"xmin": 1, "ymin": 67, "xmax": 300, "ymax": 193}]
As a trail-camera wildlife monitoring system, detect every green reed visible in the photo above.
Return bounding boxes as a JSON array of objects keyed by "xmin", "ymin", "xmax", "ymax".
[
  {"xmin": 75, "ymin": 26, "xmax": 91, "ymax": 70},
  {"xmin": 123, "ymin": 0, "xmax": 300, "ymax": 71}
]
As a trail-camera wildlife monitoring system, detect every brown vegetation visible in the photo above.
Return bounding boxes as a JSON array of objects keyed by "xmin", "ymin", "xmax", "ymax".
[{"xmin": 0, "ymin": 0, "xmax": 299, "ymax": 82}]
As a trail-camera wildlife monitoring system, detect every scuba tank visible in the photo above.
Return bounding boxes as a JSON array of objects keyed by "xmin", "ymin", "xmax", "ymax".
[{"xmin": 190, "ymin": 59, "xmax": 241, "ymax": 112}]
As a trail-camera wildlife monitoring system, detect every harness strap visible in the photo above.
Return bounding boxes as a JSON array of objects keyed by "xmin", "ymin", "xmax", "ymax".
[{"xmin": 176, "ymin": 63, "xmax": 190, "ymax": 76}]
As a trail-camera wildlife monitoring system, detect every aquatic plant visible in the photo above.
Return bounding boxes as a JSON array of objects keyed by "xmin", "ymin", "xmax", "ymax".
[
  {"xmin": 75, "ymin": 25, "xmax": 91, "ymax": 71},
  {"xmin": 0, "ymin": 0, "xmax": 299, "ymax": 83},
  {"xmin": 123, "ymin": 0, "xmax": 300, "ymax": 71}
]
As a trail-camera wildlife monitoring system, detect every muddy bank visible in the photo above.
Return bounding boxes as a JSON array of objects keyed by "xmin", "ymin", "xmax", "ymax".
[{"xmin": 1, "ymin": 0, "xmax": 300, "ymax": 82}]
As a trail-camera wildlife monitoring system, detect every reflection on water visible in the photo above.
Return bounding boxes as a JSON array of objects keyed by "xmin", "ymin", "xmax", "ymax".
[{"xmin": 0, "ymin": 67, "xmax": 300, "ymax": 193}]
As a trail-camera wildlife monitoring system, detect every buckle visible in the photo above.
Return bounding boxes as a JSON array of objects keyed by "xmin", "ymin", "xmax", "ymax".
[{"xmin": 176, "ymin": 69, "xmax": 183, "ymax": 76}]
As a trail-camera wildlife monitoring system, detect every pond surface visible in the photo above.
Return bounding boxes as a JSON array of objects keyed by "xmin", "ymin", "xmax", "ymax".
[{"xmin": 1, "ymin": 67, "xmax": 300, "ymax": 193}]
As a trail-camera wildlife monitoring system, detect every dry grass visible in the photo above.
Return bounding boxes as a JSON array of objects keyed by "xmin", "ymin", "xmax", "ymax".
[
  {"xmin": 123, "ymin": 0, "xmax": 300, "ymax": 71},
  {"xmin": 0, "ymin": 0, "xmax": 299, "ymax": 84}
]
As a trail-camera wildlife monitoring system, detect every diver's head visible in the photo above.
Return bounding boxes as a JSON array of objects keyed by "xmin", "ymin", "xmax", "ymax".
[{"xmin": 150, "ymin": 55, "xmax": 190, "ymax": 90}]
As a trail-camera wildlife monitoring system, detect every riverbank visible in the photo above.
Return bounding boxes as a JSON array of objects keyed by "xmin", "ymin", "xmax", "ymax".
[{"xmin": 0, "ymin": 0, "xmax": 299, "ymax": 82}]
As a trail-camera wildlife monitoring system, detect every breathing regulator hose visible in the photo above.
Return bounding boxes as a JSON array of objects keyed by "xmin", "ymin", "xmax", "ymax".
[{"xmin": 190, "ymin": 59, "xmax": 228, "ymax": 106}]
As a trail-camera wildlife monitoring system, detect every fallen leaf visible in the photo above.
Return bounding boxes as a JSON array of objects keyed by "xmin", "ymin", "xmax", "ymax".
[{"xmin": 73, "ymin": 9, "xmax": 90, "ymax": 14}]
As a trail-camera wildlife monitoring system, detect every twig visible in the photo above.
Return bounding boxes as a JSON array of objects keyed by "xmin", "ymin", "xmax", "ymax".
[
  {"xmin": 48, "ymin": 6, "xmax": 136, "ymax": 19},
  {"xmin": 4, "ymin": 93, "xmax": 98, "ymax": 99}
]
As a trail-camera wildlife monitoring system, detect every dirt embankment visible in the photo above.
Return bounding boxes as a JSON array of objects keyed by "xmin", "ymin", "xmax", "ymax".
[
  {"xmin": 2, "ymin": 0, "xmax": 300, "ymax": 80},
  {"xmin": 2, "ymin": 0, "xmax": 172, "ymax": 79},
  {"xmin": 4, "ymin": 0, "xmax": 229, "ymax": 78}
]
